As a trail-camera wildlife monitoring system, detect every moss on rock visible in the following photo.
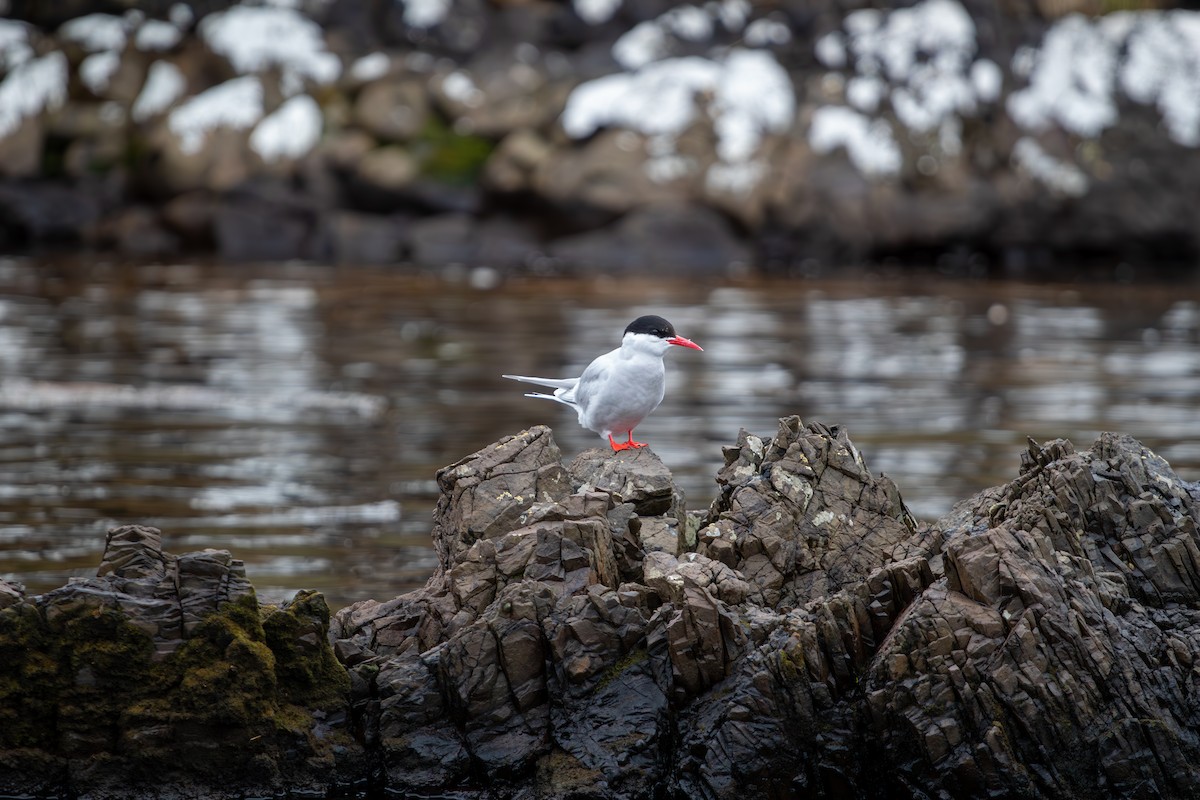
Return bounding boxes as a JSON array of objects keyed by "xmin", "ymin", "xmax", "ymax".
[{"xmin": 262, "ymin": 589, "xmax": 351, "ymax": 710}]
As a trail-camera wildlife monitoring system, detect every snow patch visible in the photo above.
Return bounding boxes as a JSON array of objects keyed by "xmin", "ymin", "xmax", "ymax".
[
  {"xmin": 135, "ymin": 19, "xmax": 183, "ymax": 52},
  {"xmin": 612, "ymin": 2, "xmax": 784, "ymax": 70},
  {"xmin": 168, "ymin": 75, "xmax": 264, "ymax": 154},
  {"xmin": 132, "ymin": 60, "xmax": 186, "ymax": 122},
  {"xmin": 402, "ymin": 0, "xmax": 452, "ymax": 29},
  {"xmin": 1008, "ymin": 10, "xmax": 1200, "ymax": 147},
  {"xmin": 1006, "ymin": 16, "xmax": 1116, "ymax": 138},
  {"xmin": 840, "ymin": 0, "xmax": 982, "ymax": 132},
  {"xmin": 442, "ymin": 70, "xmax": 484, "ymax": 108},
  {"xmin": 846, "ymin": 75, "xmax": 886, "ymax": 113},
  {"xmin": 350, "ymin": 52, "xmax": 390, "ymax": 82},
  {"xmin": 715, "ymin": 0, "xmax": 750, "ymax": 32},
  {"xmin": 712, "ymin": 49, "xmax": 793, "ymax": 162},
  {"xmin": 0, "ymin": 20, "xmax": 34, "ymax": 69},
  {"xmin": 563, "ymin": 56, "xmax": 717, "ymax": 140},
  {"xmin": 199, "ymin": 6, "xmax": 341, "ymax": 90},
  {"xmin": 663, "ymin": 6, "xmax": 713, "ymax": 41},
  {"xmin": 970, "ymin": 59, "xmax": 1003, "ymax": 102},
  {"xmin": 0, "ymin": 52, "xmax": 68, "ymax": 139},
  {"xmin": 250, "ymin": 94, "xmax": 322, "ymax": 162},
  {"xmin": 563, "ymin": 48, "xmax": 792, "ymax": 168},
  {"xmin": 169, "ymin": 3, "xmax": 194, "ymax": 29},
  {"xmin": 1012, "ymin": 137, "xmax": 1088, "ymax": 196},
  {"xmin": 573, "ymin": 0, "xmax": 622, "ymax": 25},
  {"xmin": 613, "ymin": 20, "xmax": 670, "ymax": 70},
  {"xmin": 59, "ymin": 13, "xmax": 129, "ymax": 52},
  {"xmin": 809, "ymin": 105, "xmax": 902, "ymax": 176},
  {"xmin": 80, "ymin": 51, "xmax": 121, "ymax": 94},
  {"xmin": 810, "ymin": 0, "xmax": 1002, "ymax": 176},
  {"xmin": 744, "ymin": 18, "xmax": 791, "ymax": 47}
]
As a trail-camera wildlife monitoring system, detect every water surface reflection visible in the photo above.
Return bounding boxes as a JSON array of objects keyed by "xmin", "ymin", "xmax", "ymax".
[{"xmin": 1, "ymin": 260, "xmax": 1197, "ymax": 609}]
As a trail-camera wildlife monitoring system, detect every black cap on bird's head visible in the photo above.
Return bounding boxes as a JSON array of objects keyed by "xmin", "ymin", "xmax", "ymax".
[
  {"xmin": 624, "ymin": 315, "xmax": 703, "ymax": 351},
  {"xmin": 625, "ymin": 315, "xmax": 676, "ymax": 338}
]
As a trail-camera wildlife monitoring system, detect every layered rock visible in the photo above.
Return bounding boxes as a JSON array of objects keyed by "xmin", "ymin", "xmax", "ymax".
[
  {"xmin": 0, "ymin": 525, "xmax": 361, "ymax": 799},
  {"xmin": 3, "ymin": 421, "xmax": 1200, "ymax": 799}
]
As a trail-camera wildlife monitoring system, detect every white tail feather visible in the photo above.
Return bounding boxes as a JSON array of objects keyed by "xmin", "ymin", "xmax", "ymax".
[{"xmin": 502, "ymin": 374, "xmax": 577, "ymax": 390}]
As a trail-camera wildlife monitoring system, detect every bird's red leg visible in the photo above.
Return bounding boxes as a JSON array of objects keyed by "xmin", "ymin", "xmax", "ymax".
[
  {"xmin": 608, "ymin": 434, "xmax": 635, "ymax": 451},
  {"xmin": 604, "ymin": 434, "xmax": 643, "ymax": 453}
]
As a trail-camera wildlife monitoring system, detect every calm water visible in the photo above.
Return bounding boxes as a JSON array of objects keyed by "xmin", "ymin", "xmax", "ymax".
[{"xmin": 1, "ymin": 259, "xmax": 1198, "ymax": 609}]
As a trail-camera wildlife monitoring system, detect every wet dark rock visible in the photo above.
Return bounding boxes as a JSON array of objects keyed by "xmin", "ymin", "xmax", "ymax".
[
  {"xmin": 0, "ymin": 180, "xmax": 108, "ymax": 245},
  {"xmin": 0, "ymin": 116, "xmax": 44, "ymax": 178},
  {"xmin": 327, "ymin": 209, "xmax": 411, "ymax": 264},
  {"xmin": 213, "ymin": 185, "xmax": 329, "ymax": 262},
  {"xmin": 431, "ymin": 425, "xmax": 572, "ymax": 572},
  {"xmin": 95, "ymin": 205, "xmax": 181, "ymax": 258},
  {"xmin": 549, "ymin": 203, "xmax": 753, "ymax": 276},
  {"xmin": 0, "ymin": 579, "xmax": 22, "ymax": 610},
  {"xmin": 407, "ymin": 212, "xmax": 480, "ymax": 265},
  {"xmin": 0, "ymin": 524, "xmax": 360, "ymax": 799},
  {"xmin": 701, "ymin": 416, "xmax": 922, "ymax": 608},
  {"xmin": 867, "ymin": 433, "xmax": 1200, "ymax": 799},
  {"xmin": 6, "ymin": 422, "xmax": 1200, "ymax": 799},
  {"xmin": 569, "ymin": 446, "xmax": 682, "ymax": 517}
]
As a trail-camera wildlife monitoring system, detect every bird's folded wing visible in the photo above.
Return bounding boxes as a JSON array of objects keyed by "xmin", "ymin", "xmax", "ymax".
[{"xmin": 571, "ymin": 360, "xmax": 612, "ymax": 411}]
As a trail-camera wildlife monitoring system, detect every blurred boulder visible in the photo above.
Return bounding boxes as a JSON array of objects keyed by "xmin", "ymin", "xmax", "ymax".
[
  {"xmin": 96, "ymin": 205, "xmax": 181, "ymax": 257},
  {"xmin": 549, "ymin": 202, "xmax": 751, "ymax": 275},
  {"xmin": 353, "ymin": 77, "xmax": 429, "ymax": 142},
  {"xmin": 327, "ymin": 210, "xmax": 410, "ymax": 264}
]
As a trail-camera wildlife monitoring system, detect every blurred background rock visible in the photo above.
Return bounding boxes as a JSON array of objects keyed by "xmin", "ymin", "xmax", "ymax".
[{"xmin": 1, "ymin": 0, "xmax": 1199, "ymax": 275}]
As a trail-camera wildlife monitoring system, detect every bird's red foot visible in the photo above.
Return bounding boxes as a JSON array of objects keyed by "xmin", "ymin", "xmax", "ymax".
[{"xmin": 608, "ymin": 433, "xmax": 648, "ymax": 451}]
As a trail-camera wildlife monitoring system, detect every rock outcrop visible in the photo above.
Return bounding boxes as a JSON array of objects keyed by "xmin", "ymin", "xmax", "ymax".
[
  {"xmin": 3, "ymin": 420, "xmax": 1200, "ymax": 798},
  {"xmin": 3, "ymin": 1, "xmax": 1200, "ymax": 271},
  {"xmin": 0, "ymin": 525, "xmax": 362, "ymax": 799}
]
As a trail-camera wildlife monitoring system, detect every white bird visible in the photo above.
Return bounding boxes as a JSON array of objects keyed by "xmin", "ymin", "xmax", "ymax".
[{"xmin": 503, "ymin": 314, "xmax": 703, "ymax": 451}]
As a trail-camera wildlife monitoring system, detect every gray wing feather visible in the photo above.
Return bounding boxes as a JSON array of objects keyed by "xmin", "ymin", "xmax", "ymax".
[{"xmin": 569, "ymin": 359, "xmax": 610, "ymax": 411}]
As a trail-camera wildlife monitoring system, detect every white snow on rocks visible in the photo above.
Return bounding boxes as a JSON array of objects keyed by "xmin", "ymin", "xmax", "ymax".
[
  {"xmin": 401, "ymin": 0, "xmax": 452, "ymax": 29},
  {"xmin": 80, "ymin": 50, "xmax": 121, "ymax": 94},
  {"xmin": 58, "ymin": 13, "xmax": 129, "ymax": 52},
  {"xmin": 563, "ymin": 49, "xmax": 793, "ymax": 168},
  {"xmin": 810, "ymin": 0, "xmax": 1001, "ymax": 175},
  {"xmin": 250, "ymin": 94, "xmax": 322, "ymax": 162},
  {"xmin": 573, "ymin": 0, "xmax": 622, "ymax": 26},
  {"xmin": 350, "ymin": 52, "xmax": 391, "ymax": 83},
  {"xmin": 712, "ymin": 49, "xmax": 793, "ymax": 162},
  {"xmin": 817, "ymin": 0, "xmax": 994, "ymax": 134},
  {"xmin": 1009, "ymin": 10, "xmax": 1200, "ymax": 147},
  {"xmin": 168, "ymin": 75, "xmax": 264, "ymax": 154},
  {"xmin": 611, "ymin": 0, "xmax": 769, "ymax": 69},
  {"xmin": 199, "ymin": 6, "xmax": 341, "ymax": 91},
  {"xmin": 1007, "ymin": 16, "xmax": 1117, "ymax": 139},
  {"xmin": 0, "ymin": 20, "xmax": 34, "ymax": 70},
  {"xmin": 135, "ymin": 19, "xmax": 183, "ymax": 52},
  {"xmin": 809, "ymin": 105, "xmax": 902, "ymax": 177},
  {"xmin": 0, "ymin": 52, "xmax": 68, "ymax": 139},
  {"xmin": 1012, "ymin": 137, "xmax": 1088, "ymax": 196},
  {"xmin": 132, "ymin": 60, "xmax": 187, "ymax": 123}
]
